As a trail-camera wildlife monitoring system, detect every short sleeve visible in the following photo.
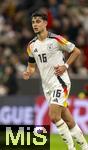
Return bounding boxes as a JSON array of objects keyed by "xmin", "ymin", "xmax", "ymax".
[
  {"xmin": 55, "ymin": 35, "xmax": 75, "ymax": 53},
  {"xmin": 27, "ymin": 43, "xmax": 36, "ymax": 63}
]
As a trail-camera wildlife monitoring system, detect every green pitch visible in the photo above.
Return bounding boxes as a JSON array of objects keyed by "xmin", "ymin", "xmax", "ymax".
[{"xmin": 50, "ymin": 134, "xmax": 88, "ymax": 150}]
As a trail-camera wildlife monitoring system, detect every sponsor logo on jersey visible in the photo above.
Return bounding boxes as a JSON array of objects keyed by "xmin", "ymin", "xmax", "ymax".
[
  {"xmin": 53, "ymin": 98, "xmax": 58, "ymax": 102},
  {"xmin": 34, "ymin": 48, "xmax": 38, "ymax": 52}
]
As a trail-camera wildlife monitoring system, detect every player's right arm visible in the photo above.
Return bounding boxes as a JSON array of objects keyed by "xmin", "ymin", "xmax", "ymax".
[
  {"xmin": 23, "ymin": 63, "xmax": 36, "ymax": 80},
  {"xmin": 23, "ymin": 42, "xmax": 36, "ymax": 80}
]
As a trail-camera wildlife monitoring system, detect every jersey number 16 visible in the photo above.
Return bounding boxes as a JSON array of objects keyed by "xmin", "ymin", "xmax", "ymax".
[{"xmin": 38, "ymin": 53, "xmax": 47, "ymax": 63}]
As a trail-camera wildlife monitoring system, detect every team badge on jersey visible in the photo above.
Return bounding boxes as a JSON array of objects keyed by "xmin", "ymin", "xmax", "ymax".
[{"xmin": 47, "ymin": 43, "xmax": 53, "ymax": 51}]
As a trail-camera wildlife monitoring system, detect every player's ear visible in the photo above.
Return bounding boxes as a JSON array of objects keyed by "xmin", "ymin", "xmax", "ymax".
[{"xmin": 44, "ymin": 20, "xmax": 48, "ymax": 27}]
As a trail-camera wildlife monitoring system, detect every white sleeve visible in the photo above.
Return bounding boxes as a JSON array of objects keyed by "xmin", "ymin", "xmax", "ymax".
[{"xmin": 56, "ymin": 35, "xmax": 75, "ymax": 53}]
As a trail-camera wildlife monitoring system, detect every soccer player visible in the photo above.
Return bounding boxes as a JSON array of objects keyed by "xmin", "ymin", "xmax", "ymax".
[{"xmin": 23, "ymin": 10, "xmax": 88, "ymax": 150}]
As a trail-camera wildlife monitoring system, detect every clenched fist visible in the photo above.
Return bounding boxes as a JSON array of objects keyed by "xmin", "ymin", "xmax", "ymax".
[{"xmin": 23, "ymin": 67, "xmax": 35, "ymax": 80}]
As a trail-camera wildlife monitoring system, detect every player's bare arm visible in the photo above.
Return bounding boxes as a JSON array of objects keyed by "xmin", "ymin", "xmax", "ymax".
[
  {"xmin": 54, "ymin": 47, "xmax": 80, "ymax": 76},
  {"xmin": 23, "ymin": 63, "xmax": 36, "ymax": 80}
]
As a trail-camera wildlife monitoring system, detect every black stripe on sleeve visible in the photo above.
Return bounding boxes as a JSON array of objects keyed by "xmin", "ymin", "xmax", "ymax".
[{"xmin": 28, "ymin": 56, "xmax": 36, "ymax": 63}]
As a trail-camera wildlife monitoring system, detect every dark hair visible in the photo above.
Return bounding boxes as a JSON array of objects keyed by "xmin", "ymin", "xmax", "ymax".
[{"xmin": 31, "ymin": 10, "xmax": 48, "ymax": 21}]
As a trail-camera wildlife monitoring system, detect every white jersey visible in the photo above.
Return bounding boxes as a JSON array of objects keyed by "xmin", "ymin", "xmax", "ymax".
[{"xmin": 27, "ymin": 32, "xmax": 75, "ymax": 92}]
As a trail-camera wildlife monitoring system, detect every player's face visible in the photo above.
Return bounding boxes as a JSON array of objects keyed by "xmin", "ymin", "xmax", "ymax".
[{"xmin": 32, "ymin": 17, "xmax": 47, "ymax": 34}]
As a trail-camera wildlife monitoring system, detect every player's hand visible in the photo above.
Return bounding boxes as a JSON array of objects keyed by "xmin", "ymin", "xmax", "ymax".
[
  {"xmin": 23, "ymin": 71, "xmax": 31, "ymax": 80},
  {"xmin": 23, "ymin": 66, "xmax": 35, "ymax": 80},
  {"xmin": 54, "ymin": 65, "xmax": 67, "ymax": 76}
]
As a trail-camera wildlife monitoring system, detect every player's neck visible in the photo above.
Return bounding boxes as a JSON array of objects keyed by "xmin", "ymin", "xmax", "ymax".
[{"xmin": 37, "ymin": 30, "xmax": 48, "ymax": 41}]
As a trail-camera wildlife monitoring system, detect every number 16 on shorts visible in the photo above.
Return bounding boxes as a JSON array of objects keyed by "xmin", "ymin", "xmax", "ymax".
[{"xmin": 52, "ymin": 89, "xmax": 62, "ymax": 103}]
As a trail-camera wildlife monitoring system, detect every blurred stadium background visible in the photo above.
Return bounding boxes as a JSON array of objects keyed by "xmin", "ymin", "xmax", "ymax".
[{"xmin": 0, "ymin": 0, "xmax": 88, "ymax": 149}]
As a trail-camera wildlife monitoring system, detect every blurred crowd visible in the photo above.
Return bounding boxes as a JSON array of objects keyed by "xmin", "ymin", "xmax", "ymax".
[{"xmin": 0, "ymin": 0, "xmax": 88, "ymax": 95}]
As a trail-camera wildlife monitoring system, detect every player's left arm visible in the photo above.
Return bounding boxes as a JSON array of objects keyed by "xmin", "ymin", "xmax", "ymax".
[
  {"xmin": 54, "ymin": 36, "xmax": 81, "ymax": 76},
  {"xmin": 65, "ymin": 47, "xmax": 80, "ymax": 67}
]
